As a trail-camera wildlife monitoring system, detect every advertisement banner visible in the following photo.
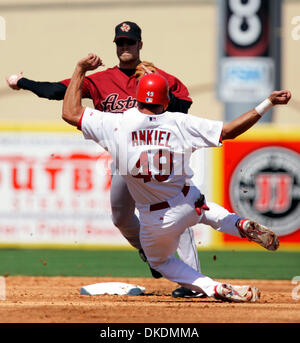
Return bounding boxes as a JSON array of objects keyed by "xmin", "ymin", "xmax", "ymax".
[
  {"xmin": 0, "ymin": 128, "xmax": 213, "ymax": 249},
  {"xmin": 219, "ymin": 57, "xmax": 274, "ymax": 103},
  {"xmin": 221, "ymin": 128, "xmax": 300, "ymax": 248},
  {"xmin": 0, "ymin": 129, "xmax": 130, "ymax": 248},
  {"xmin": 217, "ymin": 0, "xmax": 282, "ymax": 122},
  {"xmin": 217, "ymin": 0, "xmax": 278, "ymax": 103}
]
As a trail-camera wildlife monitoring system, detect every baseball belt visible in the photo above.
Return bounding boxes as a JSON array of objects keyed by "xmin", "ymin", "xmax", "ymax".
[{"xmin": 149, "ymin": 184, "xmax": 190, "ymax": 211}]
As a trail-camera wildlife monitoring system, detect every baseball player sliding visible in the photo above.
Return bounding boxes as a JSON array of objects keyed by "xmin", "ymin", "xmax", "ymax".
[
  {"xmin": 6, "ymin": 21, "xmax": 202, "ymax": 298},
  {"xmin": 65, "ymin": 53, "xmax": 291, "ymax": 302}
]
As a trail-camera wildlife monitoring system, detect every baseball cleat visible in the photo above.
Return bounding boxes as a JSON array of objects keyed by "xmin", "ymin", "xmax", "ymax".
[
  {"xmin": 172, "ymin": 286, "xmax": 207, "ymax": 298},
  {"xmin": 237, "ymin": 219, "xmax": 279, "ymax": 251},
  {"xmin": 138, "ymin": 249, "xmax": 163, "ymax": 279},
  {"xmin": 214, "ymin": 283, "xmax": 260, "ymax": 303}
]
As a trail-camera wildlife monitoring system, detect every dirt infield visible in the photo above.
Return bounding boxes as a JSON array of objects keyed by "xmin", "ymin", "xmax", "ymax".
[{"xmin": 0, "ymin": 276, "xmax": 299, "ymax": 323}]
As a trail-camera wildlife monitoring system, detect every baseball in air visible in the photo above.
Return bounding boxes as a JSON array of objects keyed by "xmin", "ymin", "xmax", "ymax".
[{"xmin": 9, "ymin": 75, "xmax": 18, "ymax": 83}]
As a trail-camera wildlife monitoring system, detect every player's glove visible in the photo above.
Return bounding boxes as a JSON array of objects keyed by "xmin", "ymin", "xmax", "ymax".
[{"xmin": 134, "ymin": 61, "xmax": 157, "ymax": 82}]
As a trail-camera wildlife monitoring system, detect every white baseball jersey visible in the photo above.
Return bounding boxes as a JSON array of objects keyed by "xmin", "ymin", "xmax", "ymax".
[{"xmin": 79, "ymin": 107, "xmax": 223, "ymax": 205}]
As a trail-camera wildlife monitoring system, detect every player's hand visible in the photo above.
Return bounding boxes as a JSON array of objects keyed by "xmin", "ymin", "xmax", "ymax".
[
  {"xmin": 268, "ymin": 90, "xmax": 291, "ymax": 105},
  {"xmin": 6, "ymin": 71, "xmax": 23, "ymax": 90},
  {"xmin": 77, "ymin": 53, "xmax": 104, "ymax": 73}
]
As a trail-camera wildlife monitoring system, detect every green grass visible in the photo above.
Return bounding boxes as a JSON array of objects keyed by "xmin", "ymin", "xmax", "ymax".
[
  {"xmin": 0, "ymin": 249, "xmax": 146, "ymax": 277},
  {"xmin": 198, "ymin": 250, "xmax": 300, "ymax": 280},
  {"xmin": 0, "ymin": 249, "xmax": 299, "ymax": 280}
]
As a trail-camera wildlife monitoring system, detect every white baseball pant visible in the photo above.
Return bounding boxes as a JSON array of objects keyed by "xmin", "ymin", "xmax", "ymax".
[
  {"xmin": 110, "ymin": 173, "xmax": 201, "ymax": 272},
  {"xmin": 137, "ymin": 183, "xmax": 240, "ymax": 297}
]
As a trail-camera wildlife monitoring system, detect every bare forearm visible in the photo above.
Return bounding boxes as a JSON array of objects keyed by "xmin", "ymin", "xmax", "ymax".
[
  {"xmin": 222, "ymin": 90, "xmax": 291, "ymax": 140},
  {"xmin": 62, "ymin": 65, "xmax": 86, "ymax": 126},
  {"xmin": 222, "ymin": 109, "xmax": 261, "ymax": 140}
]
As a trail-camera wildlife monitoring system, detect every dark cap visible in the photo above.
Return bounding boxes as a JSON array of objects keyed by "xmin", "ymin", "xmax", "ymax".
[{"xmin": 114, "ymin": 21, "xmax": 142, "ymax": 42}]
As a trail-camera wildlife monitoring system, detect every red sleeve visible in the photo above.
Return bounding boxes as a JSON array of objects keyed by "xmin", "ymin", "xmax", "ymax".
[
  {"xmin": 59, "ymin": 77, "xmax": 92, "ymax": 99},
  {"xmin": 156, "ymin": 68, "xmax": 192, "ymax": 103}
]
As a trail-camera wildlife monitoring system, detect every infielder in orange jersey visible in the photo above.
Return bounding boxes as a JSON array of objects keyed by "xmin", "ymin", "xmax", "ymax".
[
  {"xmin": 61, "ymin": 53, "xmax": 291, "ymax": 302},
  {"xmin": 6, "ymin": 21, "xmax": 203, "ymax": 299}
]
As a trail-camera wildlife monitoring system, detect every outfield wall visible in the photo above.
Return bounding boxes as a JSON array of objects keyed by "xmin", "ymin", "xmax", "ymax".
[
  {"xmin": 0, "ymin": 0, "xmax": 299, "ymax": 250},
  {"xmin": 1, "ymin": 0, "xmax": 300, "ymax": 125},
  {"xmin": 0, "ymin": 123, "xmax": 299, "ymax": 250},
  {"xmin": 0, "ymin": 122, "xmax": 215, "ymax": 249}
]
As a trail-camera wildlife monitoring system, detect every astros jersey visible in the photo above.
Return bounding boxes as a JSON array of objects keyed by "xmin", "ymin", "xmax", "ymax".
[
  {"xmin": 79, "ymin": 107, "xmax": 222, "ymax": 205},
  {"xmin": 60, "ymin": 67, "xmax": 192, "ymax": 113}
]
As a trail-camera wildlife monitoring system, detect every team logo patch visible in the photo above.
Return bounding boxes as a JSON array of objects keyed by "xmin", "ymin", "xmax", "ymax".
[
  {"xmin": 229, "ymin": 146, "xmax": 300, "ymax": 236},
  {"xmin": 120, "ymin": 23, "xmax": 130, "ymax": 32}
]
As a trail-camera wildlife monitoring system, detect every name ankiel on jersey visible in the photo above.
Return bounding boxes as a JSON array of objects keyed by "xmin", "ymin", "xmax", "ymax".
[{"xmin": 132, "ymin": 130, "xmax": 172, "ymax": 147}]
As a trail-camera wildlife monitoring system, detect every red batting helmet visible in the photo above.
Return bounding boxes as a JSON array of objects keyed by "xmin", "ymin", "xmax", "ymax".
[{"xmin": 136, "ymin": 73, "xmax": 169, "ymax": 110}]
